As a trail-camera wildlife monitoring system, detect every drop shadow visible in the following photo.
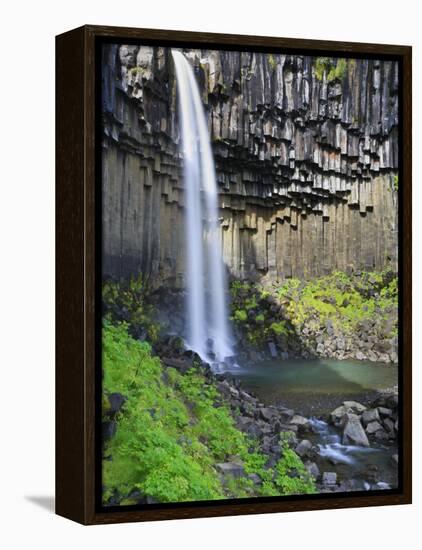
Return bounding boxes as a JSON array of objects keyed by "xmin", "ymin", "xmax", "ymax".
[{"xmin": 25, "ymin": 495, "xmax": 55, "ymax": 513}]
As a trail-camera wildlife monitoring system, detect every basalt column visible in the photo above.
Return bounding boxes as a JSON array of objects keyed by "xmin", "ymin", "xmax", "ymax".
[{"xmin": 101, "ymin": 45, "xmax": 398, "ymax": 287}]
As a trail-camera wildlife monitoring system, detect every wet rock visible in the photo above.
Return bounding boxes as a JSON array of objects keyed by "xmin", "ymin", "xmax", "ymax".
[
  {"xmin": 374, "ymin": 429, "xmax": 390, "ymax": 441},
  {"xmin": 377, "ymin": 407, "xmax": 393, "ymax": 417},
  {"xmin": 361, "ymin": 408, "xmax": 380, "ymax": 426},
  {"xmin": 290, "ymin": 414, "xmax": 309, "ymax": 427},
  {"xmin": 365, "ymin": 420, "xmax": 383, "ymax": 435},
  {"xmin": 260, "ymin": 407, "xmax": 278, "ymax": 421},
  {"xmin": 382, "ymin": 417, "xmax": 395, "ymax": 435},
  {"xmin": 295, "ymin": 439, "xmax": 312, "ymax": 458},
  {"xmin": 342, "ymin": 414, "xmax": 370, "ymax": 447},
  {"xmin": 355, "ymin": 351, "xmax": 366, "ymax": 360},
  {"xmin": 305, "ymin": 461, "xmax": 320, "ymax": 479},
  {"xmin": 343, "ymin": 401, "xmax": 367, "ymax": 413},
  {"xmin": 330, "ymin": 401, "xmax": 366, "ymax": 426},
  {"xmin": 322, "ymin": 472, "xmax": 337, "ymax": 486}
]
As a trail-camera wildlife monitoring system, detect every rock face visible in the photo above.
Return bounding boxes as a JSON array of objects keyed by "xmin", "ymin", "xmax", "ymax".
[{"xmin": 102, "ymin": 45, "xmax": 398, "ymax": 286}]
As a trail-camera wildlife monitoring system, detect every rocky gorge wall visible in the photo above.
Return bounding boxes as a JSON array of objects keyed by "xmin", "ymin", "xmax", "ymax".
[{"xmin": 101, "ymin": 44, "xmax": 399, "ymax": 287}]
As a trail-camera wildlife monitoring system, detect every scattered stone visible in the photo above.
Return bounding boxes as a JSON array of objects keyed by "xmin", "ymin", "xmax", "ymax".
[
  {"xmin": 361, "ymin": 408, "xmax": 380, "ymax": 426},
  {"xmin": 260, "ymin": 407, "xmax": 277, "ymax": 421},
  {"xmin": 316, "ymin": 343, "xmax": 325, "ymax": 354},
  {"xmin": 290, "ymin": 415, "xmax": 309, "ymax": 427},
  {"xmin": 305, "ymin": 461, "xmax": 320, "ymax": 479},
  {"xmin": 377, "ymin": 407, "xmax": 393, "ymax": 417},
  {"xmin": 248, "ymin": 473, "xmax": 262, "ymax": 485},
  {"xmin": 162, "ymin": 357, "xmax": 191, "ymax": 373},
  {"xmin": 322, "ymin": 472, "xmax": 337, "ymax": 486},
  {"xmin": 108, "ymin": 392, "xmax": 126, "ymax": 413},
  {"xmin": 365, "ymin": 420, "xmax": 383, "ymax": 435},
  {"xmin": 343, "ymin": 401, "xmax": 367, "ymax": 413},
  {"xmin": 355, "ymin": 351, "xmax": 366, "ymax": 360},
  {"xmin": 102, "ymin": 420, "xmax": 117, "ymax": 440},
  {"xmin": 383, "ymin": 417, "xmax": 395, "ymax": 434},
  {"xmin": 374, "ymin": 429, "xmax": 390, "ymax": 441},
  {"xmin": 295, "ymin": 439, "xmax": 312, "ymax": 457},
  {"xmin": 215, "ymin": 462, "xmax": 245, "ymax": 478}
]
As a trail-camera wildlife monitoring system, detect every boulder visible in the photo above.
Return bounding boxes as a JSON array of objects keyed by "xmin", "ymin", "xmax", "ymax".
[
  {"xmin": 322, "ymin": 472, "xmax": 337, "ymax": 486},
  {"xmin": 102, "ymin": 420, "xmax": 117, "ymax": 440},
  {"xmin": 377, "ymin": 406, "xmax": 393, "ymax": 417},
  {"xmin": 305, "ymin": 461, "xmax": 320, "ymax": 479},
  {"xmin": 260, "ymin": 407, "xmax": 278, "ymax": 421},
  {"xmin": 383, "ymin": 417, "xmax": 395, "ymax": 434},
  {"xmin": 361, "ymin": 408, "xmax": 380, "ymax": 426},
  {"xmin": 248, "ymin": 473, "xmax": 262, "ymax": 485},
  {"xmin": 330, "ymin": 401, "xmax": 366, "ymax": 425},
  {"xmin": 215, "ymin": 462, "xmax": 245, "ymax": 479},
  {"xmin": 343, "ymin": 401, "xmax": 367, "ymax": 413},
  {"xmin": 108, "ymin": 392, "xmax": 126, "ymax": 413},
  {"xmin": 342, "ymin": 414, "xmax": 370, "ymax": 447},
  {"xmin": 365, "ymin": 420, "xmax": 383, "ymax": 435},
  {"xmin": 316, "ymin": 343, "xmax": 325, "ymax": 354},
  {"xmin": 295, "ymin": 439, "xmax": 313, "ymax": 458},
  {"xmin": 290, "ymin": 415, "xmax": 310, "ymax": 430},
  {"xmin": 374, "ymin": 429, "xmax": 390, "ymax": 441}
]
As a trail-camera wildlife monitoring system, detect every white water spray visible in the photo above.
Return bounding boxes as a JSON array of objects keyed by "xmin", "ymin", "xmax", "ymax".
[{"xmin": 172, "ymin": 50, "xmax": 233, "ymax": 365}]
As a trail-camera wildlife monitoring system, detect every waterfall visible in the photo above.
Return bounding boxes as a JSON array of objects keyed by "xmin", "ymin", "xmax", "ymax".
[{"xmin": 172, "ymin": 50, "xmax": 233, "ymax": 366}]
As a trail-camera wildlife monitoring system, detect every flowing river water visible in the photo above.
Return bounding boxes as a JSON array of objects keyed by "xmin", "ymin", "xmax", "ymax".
[{"xmin": 234, "ymin": 359, "xmax": 399, "ymax": 489}]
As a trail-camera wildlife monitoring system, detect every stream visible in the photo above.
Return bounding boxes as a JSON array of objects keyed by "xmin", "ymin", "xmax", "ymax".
[{"xmin": 233, "ymin": 358, "xmax": 399, "ymax": 490}]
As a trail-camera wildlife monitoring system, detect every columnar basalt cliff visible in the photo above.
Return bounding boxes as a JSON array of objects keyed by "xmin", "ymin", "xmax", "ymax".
[{"xmin": 102, "ymin": 45, "xmax": 398, "ymax": 287}]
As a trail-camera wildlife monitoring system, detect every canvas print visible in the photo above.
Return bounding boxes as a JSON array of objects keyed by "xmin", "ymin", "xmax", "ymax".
[{"xmin": 100, "ymin": 44, "xmax": 399, "ymax": 507}]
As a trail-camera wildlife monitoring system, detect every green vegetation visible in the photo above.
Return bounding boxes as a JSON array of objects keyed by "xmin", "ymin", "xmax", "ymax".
[
  {"xmin": 393, "ymin": 175, "xmax": 399, "ymax": 191},
  {"xmin": 277, "ymin": 269, "xmax": 398, "ymax": 336},
  {"xmin": 230, "ymin": 281, "xmax": 294, "ymax": 345},
  {"xmin": 102, "ymin": 322, "xmax": 315, "ymax": 504},
  {"xmin": 314, "ymin": 57, "xmax": 348, "ymax": 82},
  {"xmin": 103, "ymin": 275, "xmax": 162, "ymax": 343},
  {"xmin": 267, "ymin": 54, "xmax": 277, "ymax": 72},
  {"xmin": 230, "ymin": 269, "xmax": 398, "ymax": 351}
]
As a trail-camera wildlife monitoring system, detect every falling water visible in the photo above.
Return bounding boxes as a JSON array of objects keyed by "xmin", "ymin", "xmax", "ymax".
[{"xmin": 172, "ymin": 50, "xmax": 233, "ymax": 366}]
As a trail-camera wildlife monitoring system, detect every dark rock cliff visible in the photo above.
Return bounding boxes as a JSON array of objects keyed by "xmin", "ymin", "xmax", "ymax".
[{"xmin": 101, "ymin": 44, "xmax": 398, "ymax": 287}]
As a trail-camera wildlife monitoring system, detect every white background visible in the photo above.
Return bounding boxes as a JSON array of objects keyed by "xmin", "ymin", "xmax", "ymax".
[{"xmin": 0, "ymin": 0, "xmax": 419, "ymax": 547}]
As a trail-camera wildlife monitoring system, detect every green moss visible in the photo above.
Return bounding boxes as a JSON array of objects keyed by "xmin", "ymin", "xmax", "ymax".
[
  {"xmin": 314, "ymin": 57, "xmax": 348, "ymax": 82},
  {"xmin": 267, "ymin": 54, "xmax": 277, "ymax": 72},
  {"xmin": 393, "ymin": 175, "xmax": 399, "ymax": 191},
  {"xmin": 128, "ymin": 66, "xmax": 144, "ymax": 77},
  {"xmin": 270, "ymin": 321, "xmax": 290, "ymax": 337},
  {"xmin": 102, "ymin": 275, "xmax": 162, "ymax": 343},
  {"xmin": 277, "ymin": 269, "xmax": 398, "ymax": 336},
  {"xmin": 233, "ymin": 309, "xmax": 248, "ymax": 322},
  {"xmin": 102, "ymin": 323, "xmax": 315, "ymax": 504}
]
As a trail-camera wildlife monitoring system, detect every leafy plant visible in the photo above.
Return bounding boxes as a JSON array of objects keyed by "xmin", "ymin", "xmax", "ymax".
[{"xmin": 102, "ymin": 323, "xmax": 315, "ymax": 504}]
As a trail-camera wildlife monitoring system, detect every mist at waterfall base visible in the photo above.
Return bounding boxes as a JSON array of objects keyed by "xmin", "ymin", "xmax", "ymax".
[{"xmin": 172, "ymin": 50, "xmax": 235, "ymax": 369}]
